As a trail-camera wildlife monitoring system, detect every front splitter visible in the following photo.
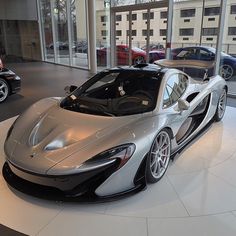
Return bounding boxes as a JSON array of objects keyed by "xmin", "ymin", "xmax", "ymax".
[{"xmin": 2, "ymin": 162, "xmax": 146, "ymax": 203}]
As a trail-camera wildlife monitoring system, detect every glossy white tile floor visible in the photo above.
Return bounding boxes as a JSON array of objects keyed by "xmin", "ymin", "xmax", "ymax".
[{"xmin": 1, "ymin": 107, "xmax": 236, "ymax": 235}]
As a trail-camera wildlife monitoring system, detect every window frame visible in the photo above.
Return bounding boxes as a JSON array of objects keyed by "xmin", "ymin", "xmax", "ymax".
[
  {"xmin": 179, "ymin": 28, "xmax": 194, "ymax": 36},
  {"xmin": 228, "ymin": 27, "xmax": 236, "ymax": 36},
  {"xmin": 204, "ymin": 7, "xmax": 220, "ymax": 16},
  {"xmin": 180, "ymin": 8, "xmax": 196, "ymax": 18},
  {"xmin": 230, "ymin": 5, "xmax": 236, "ymax": 14}
]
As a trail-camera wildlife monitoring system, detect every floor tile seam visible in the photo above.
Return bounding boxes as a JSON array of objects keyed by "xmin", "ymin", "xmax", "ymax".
[
  {"xmin": 165, "ymin": 175, "xmax": 190, "ymax": 217},
  {"xmin": 204, "ymin": 151, "xmax": 236, "ymax": 167},
  {"xmin": 168, "ymin": 152, "xmax": 236, "ymax": 176},
  {"xmin": 167, "ymin": 152, "xmax": 236, "ymax": 176},
  {"xmin": 146, "ymin": 211, "xmax": 236, "ymax": 220},
  {"xmin": 99, "ymin": 212, "xmax": 148, "ymax": 220},
  {"xmin": 100, "ymin": 212, "xmax": 222, "ymax": 220},
  {"xmin": 34, "ymin": 206, "xmax": 64, "ymax": 236},
  {"xmin": 201, "ymin": 151, "xmax": 236, "ymax": 162},
  {"xmin": 208, "ymin": 170, "xmax": 236, "ymax": 190},
  {"xmin": 167, "ymin": 169, "xmax": 206, "ymax": 176},
  {"xmin": 145, "ymin": 217, "xmax": 149, "ymax": 236},
  {"xmin": 167, "ymin": 169, "xmax": 207, "ymax": 177},
  {"xmin": 231, "ymin": 211, "xmax": 236, "ymax": 218}
]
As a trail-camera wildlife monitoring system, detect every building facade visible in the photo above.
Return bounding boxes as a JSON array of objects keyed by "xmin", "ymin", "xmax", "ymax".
[{"xmin": 96, "ymin": 0, "xmax": 236, "ymax": 55}]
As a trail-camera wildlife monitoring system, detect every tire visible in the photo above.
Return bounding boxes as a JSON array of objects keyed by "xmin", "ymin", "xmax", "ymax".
[
  {"xmin": 146, "ymin": 129, "xmax": 171, "ymax": 183},
  {"xmin": 133, "ymin": 56, "xmax": 145, "ymax": 65},
  {"xmin": 214, "ymin": 88, "xmax": 227, "ymax": 122},
  {"xmin": 220, "ymin": 64, "xmax": 234, "ymax": 81},
  {"xmin": 0, "ymin": 78, "xmax": 9, "ymax": 103}
]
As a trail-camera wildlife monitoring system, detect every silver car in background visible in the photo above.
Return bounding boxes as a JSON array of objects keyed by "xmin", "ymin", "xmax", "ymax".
[{"xmin": 3, "ymin": 60, "xmax": 227, "ymax": 201}]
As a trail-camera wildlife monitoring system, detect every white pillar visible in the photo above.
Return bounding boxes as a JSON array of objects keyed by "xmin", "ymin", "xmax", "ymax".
[
  {"xmin": 87, "ymin": 0, "xmax": 97, "ymax": 73},
  {"xmin": 166, "ymin": 0, "xmax": 173, "ymax": 60},
  {"xmin": 66, "ymin": 0, "xmax": 72, "ymax": 66},
  {"xmin": 110, "ymin": 9, "xmax": 116, "ymax": 67},
  {"xmin": 36, "ymin": 0, "xmax": 45, "ymax": 61},
  {"xmin": 214, "ymin": 0, "xmax": 227, "ymax": 75}
]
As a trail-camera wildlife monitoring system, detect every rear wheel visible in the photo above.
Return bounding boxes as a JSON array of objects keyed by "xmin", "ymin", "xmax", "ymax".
[
  {"xmin": 146, "ymin": 129, "xmax": 171, "ymax": 183},
  {"xmin": 0, "ymin": 78, "xmax": 9, "ymax": 103},
  {"xmin": 220, "ymin": 64, "xmax": 234, "ymax": 81},
  {"xmin": 215, "ymin": 88, "xmax": 227, "ymax": 122},
  {"xmin": 133, "ymin": 56, "xmax": 145, "ymax": 65}
]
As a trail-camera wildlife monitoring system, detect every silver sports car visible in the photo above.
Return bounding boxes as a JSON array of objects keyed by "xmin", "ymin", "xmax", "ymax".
[{"xmin": 3, "ymin": 60, "xmax": 227, "ymax": 201}]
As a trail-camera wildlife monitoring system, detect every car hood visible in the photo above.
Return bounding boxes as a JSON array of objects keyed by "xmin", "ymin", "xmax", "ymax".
[{"xmin": 5, "ymin": 102, "xmax": 140, "ymax": 174}]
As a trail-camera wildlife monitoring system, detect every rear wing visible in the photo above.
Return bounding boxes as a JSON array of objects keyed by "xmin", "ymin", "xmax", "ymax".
[
  {"xmin": 154, "ymin": 59, "xmax": 215, "ymax": 80},
  {"xmin": 154, "ymin": 59, "xmax": 215, "ymax": 70}
]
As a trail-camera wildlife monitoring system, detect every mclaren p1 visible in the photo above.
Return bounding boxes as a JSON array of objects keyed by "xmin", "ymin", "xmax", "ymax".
[{"xmin": 2, "ymin": 60, "xmax": 227, "ymax": 201}]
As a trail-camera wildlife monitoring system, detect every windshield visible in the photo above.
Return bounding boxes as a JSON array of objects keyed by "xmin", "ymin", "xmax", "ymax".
[
  {"xmin": 60, "ymin": 70, "xmax": 161, "ymax": 116},
  {"xmin": 207, "ymin": 47, "xmax": 229, "ymax": 57}
]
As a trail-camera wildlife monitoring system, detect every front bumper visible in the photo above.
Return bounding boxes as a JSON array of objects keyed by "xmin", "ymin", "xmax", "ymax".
[
  {"xmin": 2, "ymin": 160, "xmax": 146, "ymax": 202},
  {"xmin": 10, "ymin": 78, "xmax": 21, "ymax": 94}
]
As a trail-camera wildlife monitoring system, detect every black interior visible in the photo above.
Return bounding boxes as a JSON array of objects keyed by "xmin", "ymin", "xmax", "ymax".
[{"xmin": 61, "ymin": 70, "xmax": 162, "ymax": 116}]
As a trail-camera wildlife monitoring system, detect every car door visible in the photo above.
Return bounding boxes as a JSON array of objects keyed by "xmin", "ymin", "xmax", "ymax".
[
  {"xmin": 116, "ymin": 46, "xmax": 129, "ymax": 65},
  {"xmin": 161, "ymin": 72, "xmax": 201, "ymax": 147}
]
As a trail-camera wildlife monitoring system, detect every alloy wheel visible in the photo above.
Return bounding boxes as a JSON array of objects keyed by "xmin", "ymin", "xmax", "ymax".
[
  {"xmin": 0, "ymin": 79, "xmax": 9, "ymax": 102},
  {"xmin": 220, "ymin": 64, "xmax": 234, "ymax": 81},
  {"xmin": 217, "ymin": 89, "xmax": 227, "ymax": 120},
  {"xmin": 149, "ymin": 130, "xmax": 171, "ymax": 180}
]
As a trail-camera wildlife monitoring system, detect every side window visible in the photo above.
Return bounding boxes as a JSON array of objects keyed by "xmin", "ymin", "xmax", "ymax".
[
  {"xmin": 163, "ymin": 73, "xmax": 188, "ymax": 108},
  {"xmin": 199, "ymin": 49, "xmax": 213, "ymax": 61},
  {"xmin": 176, "ymin": 48, "xmax": 197, "ymax": 60}
]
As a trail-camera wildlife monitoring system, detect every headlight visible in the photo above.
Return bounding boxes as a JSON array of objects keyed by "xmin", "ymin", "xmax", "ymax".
[{"xmin": 80, "ymin": 144, "xmax": 136, "ymax": 171}]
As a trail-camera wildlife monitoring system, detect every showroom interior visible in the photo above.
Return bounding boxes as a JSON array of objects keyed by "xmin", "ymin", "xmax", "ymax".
[{"xmin": 1, "ymin": 0, "xmax": 236, "ymax": 235}]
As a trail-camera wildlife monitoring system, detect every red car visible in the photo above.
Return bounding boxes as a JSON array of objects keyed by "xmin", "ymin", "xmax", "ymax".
[{"xmin": 97, "ymin": 45, "xmax": 146, "ymax": 66}]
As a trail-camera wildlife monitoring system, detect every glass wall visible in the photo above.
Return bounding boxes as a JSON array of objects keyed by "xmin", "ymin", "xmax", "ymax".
[
  {"xmin": 71, "ymin": 0, "xmax": 88, "ymax": 68},
  {"xmin": 96, "ymin": 1, "xmax": 167, "ymax": 67},
  {"xmin": 169, "ymin": 0, "xmax": 220, "ymax": 79},
  {"xmin": 40, "ymin": 0, "xmax": 54, "ymax": 62},
  {"xmin": 96, "ymin": 0, "xmax": 111, "ymax": 69},
  {"xmin": 37, "ymin": 0, "xmax": 236, "ymax": 96},
  {"xmin": 39, "ymin": 0, "xmax": 88, "ymax": 69},
  {"xmin": 53, "ymin": 0, "xmax": 70, "ymax": 65},
  {"xmin": 221, "ymin": 0, "xmax": 236, "ymax": 95}
]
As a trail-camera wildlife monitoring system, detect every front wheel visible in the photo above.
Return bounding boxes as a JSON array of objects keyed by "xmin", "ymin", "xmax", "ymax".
[
  {"xmin": 0, "ymin": 78, "xmax": 9, "ymax": 103},
  {"xmin": 146, "ymin": 129, "xmax": 171, "ymax": 183},
  {"xmin": 214, "ymin": 88, "xmax": 227, "ymax": 122}
]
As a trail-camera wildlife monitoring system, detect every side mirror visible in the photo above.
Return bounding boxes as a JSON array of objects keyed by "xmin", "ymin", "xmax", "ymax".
[
  {"xmin": 210, "ymin": 53, "xmax": 215, "ymax": 60},
  {"xmin": 178, "ymin": 99, "xmax": 190, "ymax": 111},
  {"xmin": 64, "ymin": 85, "xmax": 78, "ymax": 95}
]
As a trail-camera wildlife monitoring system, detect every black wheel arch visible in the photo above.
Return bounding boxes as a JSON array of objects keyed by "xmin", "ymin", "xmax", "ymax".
[{"xmin": 0, "ymin": 76, "xmax": 12, "ymax": 94}]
